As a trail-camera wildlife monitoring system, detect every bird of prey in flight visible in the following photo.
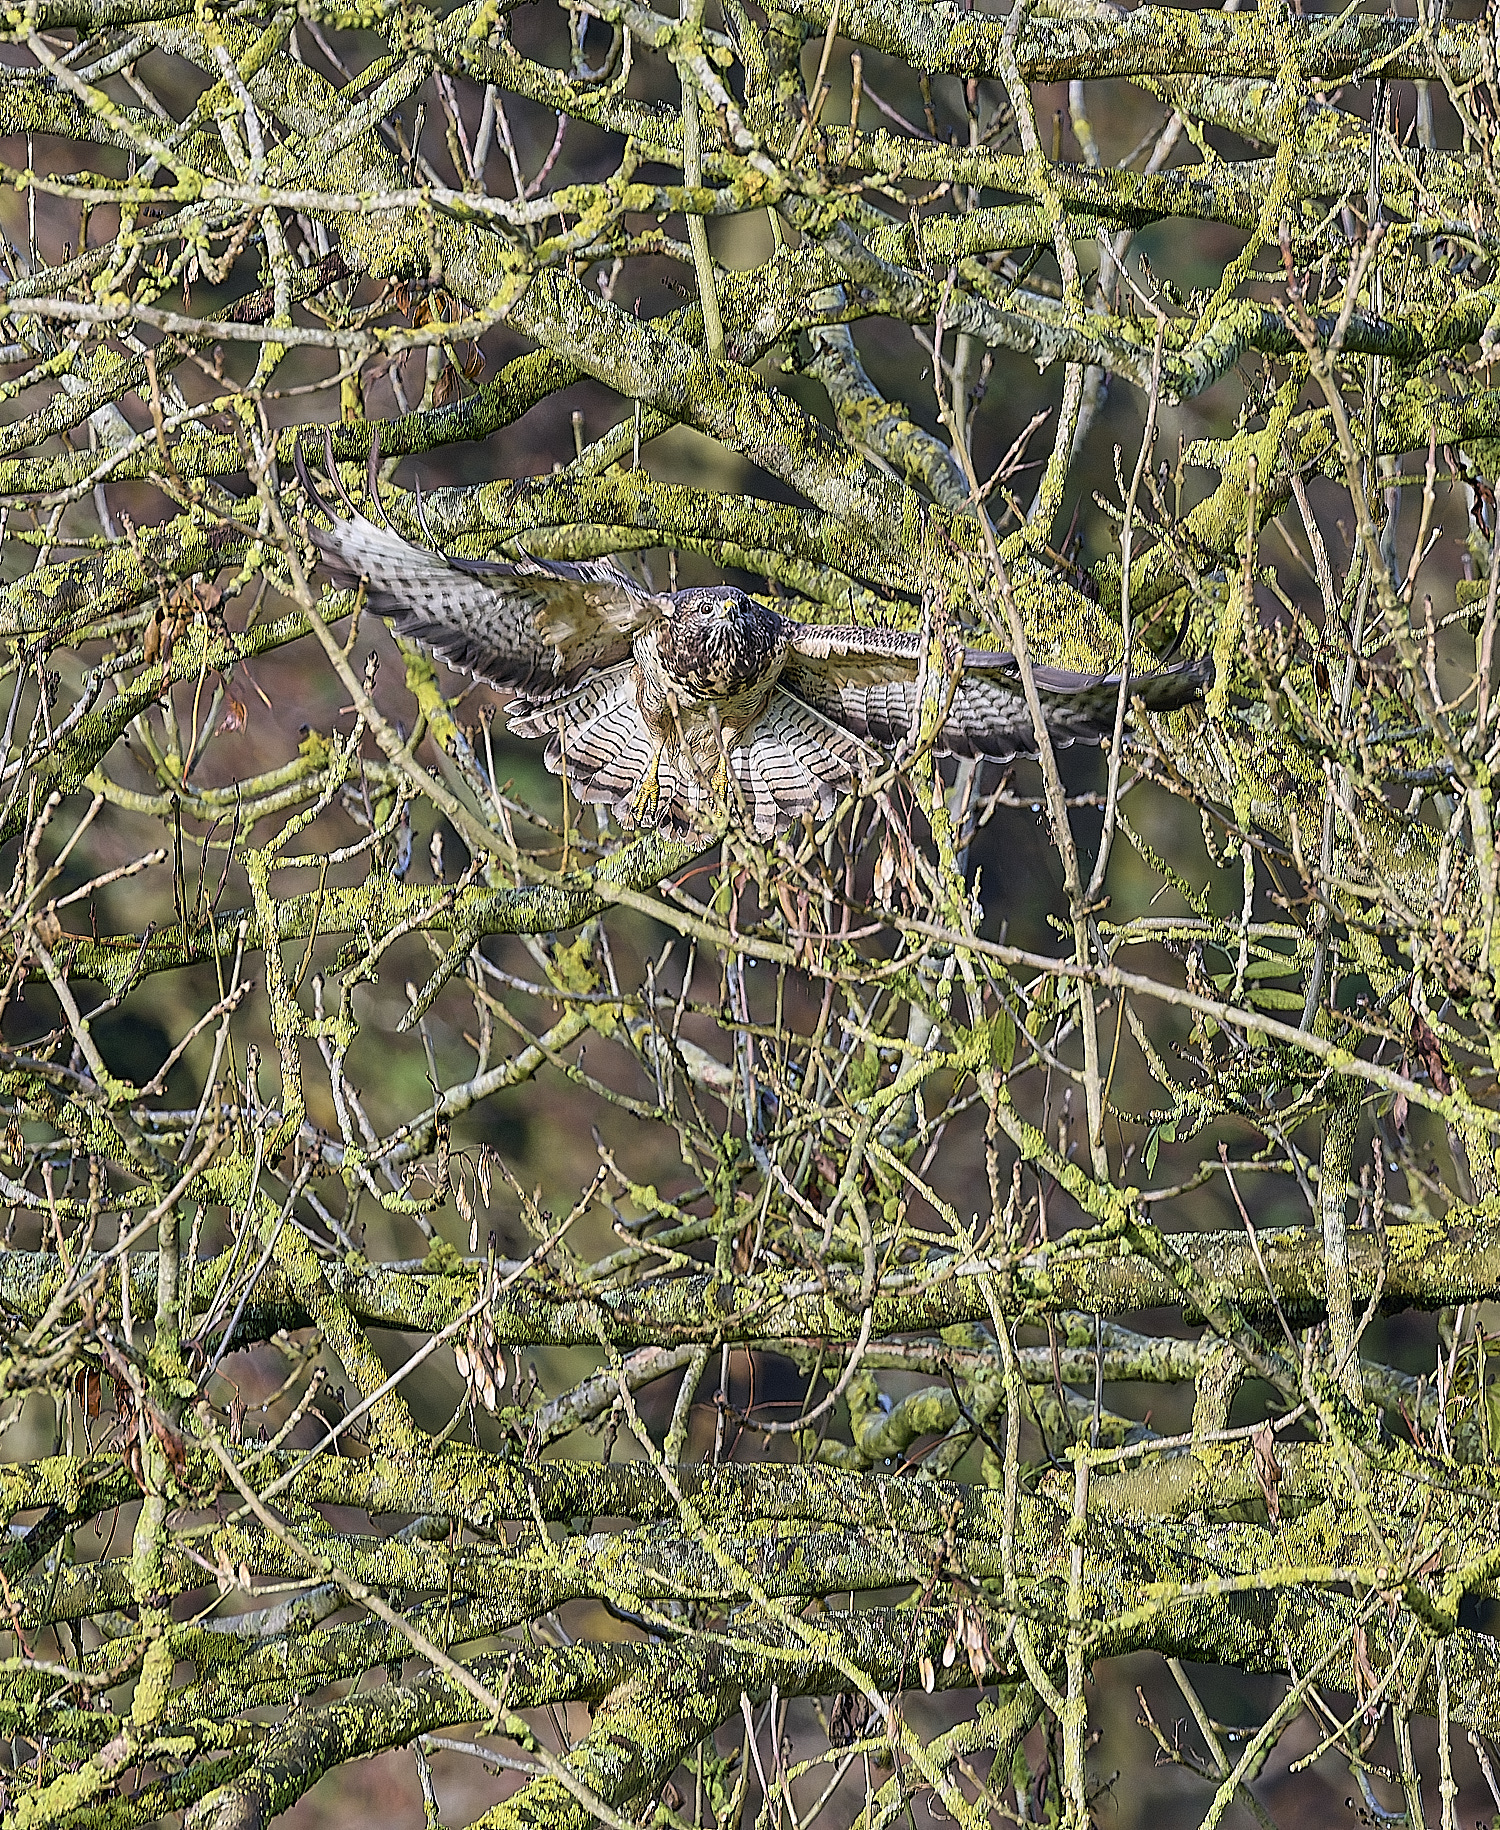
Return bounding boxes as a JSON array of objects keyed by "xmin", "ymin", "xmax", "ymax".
[{"xmin": 295, "ymin": 441, "xmax": 1210, "ymax": 839}]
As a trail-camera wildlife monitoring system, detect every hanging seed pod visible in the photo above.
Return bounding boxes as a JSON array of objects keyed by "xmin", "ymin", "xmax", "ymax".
[{"xmin": 456, "ymin": 1241, "xmax": 507, "ymax": 1413}]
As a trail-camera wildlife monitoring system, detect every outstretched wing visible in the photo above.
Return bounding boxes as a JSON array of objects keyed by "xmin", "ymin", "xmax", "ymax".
[
  {"xmin": 783, "ymin": 623, "xmax": 926, "ymax": 668},
  {"xmin": 784, "ymin": 623, "xmax": 1211, "ymax": 757},
  {"xmin": 297, "ymin": 449, "xmax": 661, "ymax": 692}
]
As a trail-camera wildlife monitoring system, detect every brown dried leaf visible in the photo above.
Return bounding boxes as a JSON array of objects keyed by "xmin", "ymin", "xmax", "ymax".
[
  {"xmin": 1406, "ymin": 1541, "xmax": 1446, "ymax": 1582},
  {"xmin": 828, "ymin": 1693, "xmax": 863, "ymax": 1748},
  {"xmin": 146, "ymin": 1400, "xmax": 189, "ymax": 1482},
  {"xmin": 1251, "ymin": 1421, "xmax": 1281, "ymax": 1523},
  {"xmin": 1410, "ymin": 1016, "xmax": 1452, "ymax": 1095},
  {"xmin": 874, "ymin": 837, "xmax": 897, "ymax": 909}
]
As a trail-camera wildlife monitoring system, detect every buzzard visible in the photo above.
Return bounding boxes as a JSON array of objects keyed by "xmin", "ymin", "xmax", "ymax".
[{"xmin": 295, "ymin": 442, "xmax": 1210, "ymax": 839}]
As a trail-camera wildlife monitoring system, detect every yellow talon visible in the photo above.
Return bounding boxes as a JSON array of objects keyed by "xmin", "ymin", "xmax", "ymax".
[{"xmin": 632, "ymin": 743, "xmax": 665, "ymax": 823}]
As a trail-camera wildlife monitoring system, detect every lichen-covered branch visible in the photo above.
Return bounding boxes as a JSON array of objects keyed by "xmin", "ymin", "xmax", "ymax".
[{"xmin": 4, "ymin": 0, "xmax": 1500, "ymax": 1826}]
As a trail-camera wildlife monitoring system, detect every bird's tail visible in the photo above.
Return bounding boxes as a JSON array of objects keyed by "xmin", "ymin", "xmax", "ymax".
[
  {"xmin": 726, "ymin": 693, "xmax": 878, "ymax": 837},
  {"xmin": 510, "ymin": 681, "xmax": 878, "ymax": 838},
  {"xmin": 509, "ymin": 669, "xmax": 706, "ymax": 833}
]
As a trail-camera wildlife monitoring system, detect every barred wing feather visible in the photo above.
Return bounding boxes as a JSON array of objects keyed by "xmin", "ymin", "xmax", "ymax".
[
  {"xmin": 784, "ymin": 628, "xmax": 1211, "ymax": 759},
  {"xmin": 305, "ymin": 509, "xmax": 658, "ymax": 693}
]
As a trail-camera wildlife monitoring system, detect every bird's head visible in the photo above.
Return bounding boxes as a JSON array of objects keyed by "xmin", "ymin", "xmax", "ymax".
[
  {"xmin": 678, "ymin": 587, "xmax": 756, "ymax": 631},
  {"xmin": 660, "ymin": 588, "xmax": 783, "ymax": 695}
]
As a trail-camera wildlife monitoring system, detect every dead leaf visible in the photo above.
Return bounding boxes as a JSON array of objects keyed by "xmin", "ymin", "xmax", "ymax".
[
  {"xmin": 874, "ymin": 837, "xmax": 897, "ymax": 909},
  {"xmin": 1405, "ymin": 1541, "xmax": 1446, "ymax": 1582},
  {"xmin": 1251, "ymin": 1421, "xmax": 1281, "ymax": 1523},
  {"xmin": 73, "ymin": 1368, "xmax": 102, "ymax": 1418},
  {"xmin": 1410, "ymin": 1016, "xmax": 1452, "ymax": 1095},
  {"xmin": 828, "ymin": 1692, "xmax": 864, "ymax": 1748},
  {"xmin": 145, "ymin": 1400, "xmax": 189, "ymax": 1482}
]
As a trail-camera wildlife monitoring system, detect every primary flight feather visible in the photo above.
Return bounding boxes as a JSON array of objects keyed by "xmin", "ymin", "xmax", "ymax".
[{"xmin": 295, "ymin": 443, "xmax": 1211, "ymax": 839}]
